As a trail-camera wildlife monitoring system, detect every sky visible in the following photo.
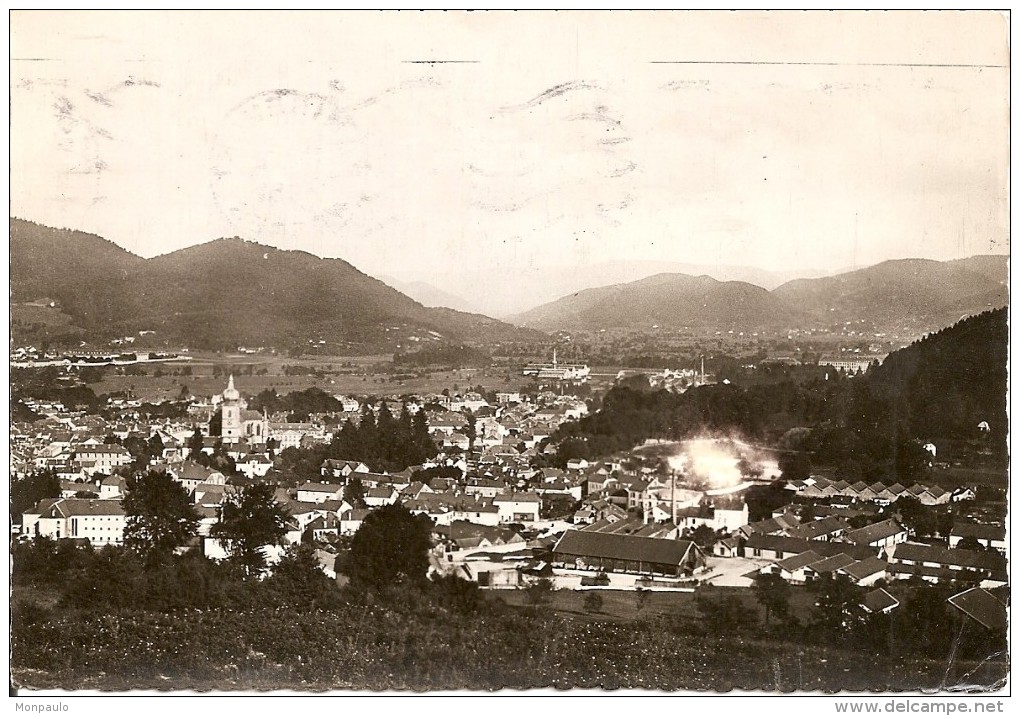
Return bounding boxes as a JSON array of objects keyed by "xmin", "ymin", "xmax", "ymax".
[{"xmin": 10, "ymin": 11, "xmax": 1010, "ymax": 283}]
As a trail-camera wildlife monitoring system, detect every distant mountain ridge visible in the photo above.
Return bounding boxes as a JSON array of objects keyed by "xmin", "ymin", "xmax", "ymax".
[
  {"xmin": 10, "ymin": 218, "xmax": 539, "ymax": 349},
  {"xmin": 512, "ymin": 273, "xmax": 805, "ymax": 331},
  {"xmin": 397, "ymin": 259, "xmax": 831, "ymax": 317},
  {"xmin": 377, "ymin": 276, "xmax": 479, "ymax": 314},
  {"xmin": 514, "ymin": 257, "xmax": 1008, "ymax": 333}
]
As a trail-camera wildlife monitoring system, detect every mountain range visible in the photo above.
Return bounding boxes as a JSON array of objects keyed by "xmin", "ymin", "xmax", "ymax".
[
  {"xmin": 10, "ymin": 217, "xmax": 1008, "ymax": 347},
  {"xmin": 9, "ymin": 219, "xmax": 538, "ymax": 349},
  {"xmin": 386, "ymin": 260, "xmax": 832, "ymax": 318},
  {"xmin": 513, "ymin": 257, "xmax": 1008, "ymax": 333}
]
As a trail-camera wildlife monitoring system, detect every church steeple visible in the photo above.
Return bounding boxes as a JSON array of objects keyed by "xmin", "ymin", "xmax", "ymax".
[
  {"xmin": 223, "ymin": 374, "xmax": 240, "ymax": 402},
  {"xmin": 220, "ymin": 375, "xmax": 242, "ymax": 444}
]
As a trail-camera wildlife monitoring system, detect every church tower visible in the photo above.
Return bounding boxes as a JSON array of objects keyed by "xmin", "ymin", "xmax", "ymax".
[{"xmin": 221, "ymin": 374, "xmax": 242, "ymax": 445}]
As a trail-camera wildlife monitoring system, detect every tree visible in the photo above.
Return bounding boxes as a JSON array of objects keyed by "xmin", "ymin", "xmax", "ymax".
[
  {"xmin": 524, "ymin": 576, "xmax": 556, "ymax": 605},
  {"xmin": 778, "ymin": 452, "xmax": 812, "ymax": 481},
  {"xmin": 583, "ymin": 592, "xmax": 604, "ymax": 613},
  {"xmin": 696, "ymin": 593, "xmax": 757, "ymax": 635},
  {"xmin": 811, "ymin": 573, "xmax": 866, "ymax": 639},
  {"xmin": 895, "ymin": 496, "xmax": 938, "ymax": 538},
  {"xmin": 343, "ymin": 476, "xmax": 366, "ymax": 508},
  {"xmin": 955, "ymin": 535, "xmax": 984, "ymax": 552},
  {"xmin": 10, "ymin": 470, "xmax": 60, "ymax": 522},
  {"xmin": 212, "ymin": 482, "xmax": 289, "ymax": 578},
  {"xmin": 266, "ymin": 543, "xmax": 342, "ymax": 609},
  {"xmin": 430, "ymin": 573, "xmax": 483, "ymax": 614},
  {"xmin": 187, "ymin": 428, "xmax": 204, "ymax": 457},
  {"xmin": 346, "ymin": 504, "xmax": 432, "ymax": 592},
  {"xmin": 123, "ymin": 470, "xmax": 200, "ymax": 568},
  {"xmin": 752, "ymin": 572, "xmax": 791, "ymax": 625},
  {"xmin": 634, "ymin": 587, "xmax": 650, "ymax": 612}
]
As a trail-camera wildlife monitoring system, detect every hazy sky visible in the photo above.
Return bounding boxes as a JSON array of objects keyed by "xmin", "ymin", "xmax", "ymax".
[{"xmin": 10, "ymin": 11, "xmax": 1010, "ymax": 279}]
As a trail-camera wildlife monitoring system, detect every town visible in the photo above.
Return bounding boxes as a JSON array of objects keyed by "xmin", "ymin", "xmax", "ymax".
[
  {"xmin": 11, "ymin": 318, "xmax": 1008, "ymax": 692},
  {"xmin": 9, "ymin": 9, "xmax": 1009, "ymax": 697}
]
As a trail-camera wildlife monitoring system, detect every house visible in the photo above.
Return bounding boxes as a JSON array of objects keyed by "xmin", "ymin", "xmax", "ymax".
[
  {"xmin": 713, "ymin": 536, "xmax": 742, "ymax": 558},
  {"xmin": 173, "ymin": 461, "xmax": 225, "ymax": 493},
  {"xmin": 843, "ymin": 519, "xmax": 908, "ymax": 554},
  {"xmin": 838, "ymin": 556, "xmax": 888, "ymax": 587},
  {"xmin": 743, "ymin": 534, "xmax": 874, "ymax": 562},
  {"xmin": 951, "ymin": 487, "xmax": 977, "ymax": 502},
  {"xmin": 804, "ymin": 553, "xmax": 858, "ymax": 580},
  {"xmin": 887, "ymin": 542, "xmax": 1007, "ymax": 585},
  {"xmin": 73, "ymin": 444, "xmax": 132, "ymax": 475},
  {"xmin": 22, "ymin": 498, "xmax": 127, "ymax": 546},
  {"xmin": 738, "ymin": 512, "xmax": 801, "ymax": 540},
  {"xmin": 235, "ymin": 453, "xmax": 273, "ymax": 479},
  {"xmin": 338, "ymin": 508, "xmax": 371, "ymax": 535},
  {"xmin": 583, "ymin": 517, "xmax": 680, "ymax": 540},
  {"xmin": 949, "ymin": 522, "xmax": 1006, "ymax": 553},
  {"xmin": 364, "ymin": 486, "xmax": 399, "ymax": 507},
  {"xmin": 464, "ymin": 476, "xmax": 508, "ymax": 498},
  {"xmin": 266, "ymin": 422, "xmax": 318, "ymax": 450},
  {"xmin": 947, "ymin": 587, "xmax": 1007, "ymax": 632},
  {"xmin": 60, "ymin": 479, "xmax": 95, "ymax": 499},
  {"xmin": 551, "ymin": 530, "xmax": 708, "ymax": 578},
  {"xmin": 787, "ymin": 516, "xmax": 849, "ymax": 542},
  {"xmin": 320, "ymin": 459, "xmax": 370, "ymax": 480},
  {"xmin": 573, "ymin": 499, "xmax": 627, "ymax": 526},
  {"xmin": 493, "ymin": 492, "xmax": 541, "ymax": 523},
  {"xmin": 193, "ymin": 482, "xmax": 233, "ymax": 507},
  {"xmin": 860, "ymin": 588, "xmax": 900, "ymax": 615},
  {"xmin": 709, "ymin": 494, "xmax": 750, "ymax": 532},
  {"xmin": 296, "ymin": 482, "xmax": 345, "ymax": 504},
  {"xmin": 99, "ymin": 474, "xmax": 127, "ymax": 500},
  {"xmin": 763, "ymin": 550, "xmax": 824, "ymax": 584},
  {"xmin": 436, "ymin": 521, "xmax": 525, "ymax": 553}
]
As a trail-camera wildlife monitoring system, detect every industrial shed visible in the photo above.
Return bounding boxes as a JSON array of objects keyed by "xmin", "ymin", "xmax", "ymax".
[{"xmin": 551, "ymin": 530, "xmax": 707, "ymax": 577}]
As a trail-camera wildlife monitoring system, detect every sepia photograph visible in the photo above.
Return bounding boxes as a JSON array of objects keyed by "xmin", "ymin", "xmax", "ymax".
[{"xmin": 7, "ymin": 9, "xmax": 1010, "ymax": 699}]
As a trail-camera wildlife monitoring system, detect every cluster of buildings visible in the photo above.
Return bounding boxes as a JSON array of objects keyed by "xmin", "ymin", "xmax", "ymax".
[
  {"xmin": 786, "ymin": 477, "xmax": 953, "ymax": 506},
  {"xmin": 521, "ymin": 349, "xmax": 591, "ymax": 382},
  {"xmin": 14, "ymin": 376, "xmax": 601, "ymax": 566},
  {"xmin": 14, "ymin": 373, "xmax": 1006, "ymax": 639}
]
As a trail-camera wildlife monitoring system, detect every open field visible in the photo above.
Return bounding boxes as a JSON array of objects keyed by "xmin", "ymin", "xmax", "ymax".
[{"xmin": 90, "ymin": 352, "xmax": 533, "ymax": 402}]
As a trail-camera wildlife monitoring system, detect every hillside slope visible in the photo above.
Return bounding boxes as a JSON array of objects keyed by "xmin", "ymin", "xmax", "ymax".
[
  {"xmin": 10, "ymin": 219, "xmax": 539, "ymax": 348},
  {"xmin": 514, "ymin": 273, "xmax": 801, "ymax": 331}
]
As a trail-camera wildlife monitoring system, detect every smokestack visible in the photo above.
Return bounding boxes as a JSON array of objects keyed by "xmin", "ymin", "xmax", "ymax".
[
  {"xmin": 701, "ymin": 356, "xmax": 705, "ymax": 384},
  {"xmin": 671, "ymin": 469, "xmax": 677, "ymax": 528}
]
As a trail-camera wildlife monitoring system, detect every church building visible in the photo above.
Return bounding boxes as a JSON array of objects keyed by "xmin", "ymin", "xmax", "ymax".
[{"xmin": 215, "ymin": 375, "xmax": 269, "ymax": 446}]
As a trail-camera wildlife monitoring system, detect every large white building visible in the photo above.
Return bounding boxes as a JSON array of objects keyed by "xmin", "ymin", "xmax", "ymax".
[{"xmin": 23, "ymin": 498, "xmax": 127, "ymax": 546}]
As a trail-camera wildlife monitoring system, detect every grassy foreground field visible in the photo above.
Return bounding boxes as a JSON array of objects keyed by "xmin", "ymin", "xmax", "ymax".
[{"xmin": 11, "ymin": 603, "xmax": 1006, "ymax": 693}]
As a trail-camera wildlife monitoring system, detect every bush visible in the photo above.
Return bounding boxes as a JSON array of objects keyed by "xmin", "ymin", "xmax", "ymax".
[{"xmin": 583, "ymin": 592, "xmax": 604, "ymax": 613}]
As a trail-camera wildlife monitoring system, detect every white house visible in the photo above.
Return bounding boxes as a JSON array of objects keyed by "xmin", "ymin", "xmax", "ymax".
[
  {"xmin": 296, "ymin": 482, "xmax": 345, "ymax": 504},
  {"xmin": 493, "ymin": 492, "xmax": 541, "ymax": 523},
  {"xmin": 73, "ymin": 444, "xmax": 132, "ymax": 475},
  {"xmin": 236, "ymin": 453, "xmax": 273, "ymax": 479},
  {"xmin": 23, "ymin": 498, "xmax": 127, "ymax": 546},
  {"xmin": 364, "ymin": 486, "xmax": 399, "ymax": 507}
]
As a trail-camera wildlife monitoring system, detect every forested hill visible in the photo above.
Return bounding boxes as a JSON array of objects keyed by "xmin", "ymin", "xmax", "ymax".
[
  {"xmin": 514, "ymin": 257, "xmax": 1006, "ymax": 334},
  {"xmin": 10, "ymin": 218, "xmax": 541, "ymax": 349},
  {"xmin": 866, "ymin": 308, "xmax": 1008, "ymax": 443},
  {"xmin": 550, "ymin": 308, "xmax": 1008, "ymax": 479}
]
